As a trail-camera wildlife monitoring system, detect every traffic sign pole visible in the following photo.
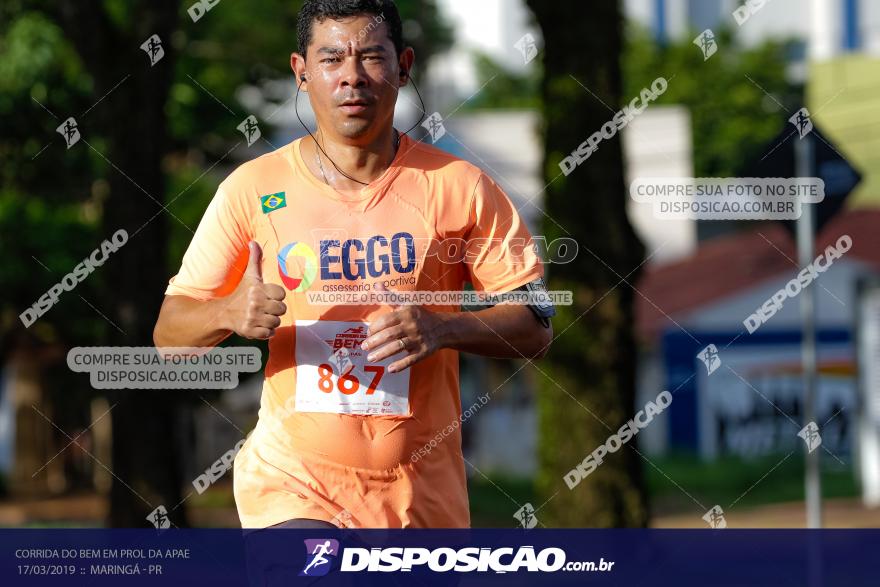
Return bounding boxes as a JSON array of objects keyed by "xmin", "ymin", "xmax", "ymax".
[{"xmin": 795, "ymin": 133, "xmax": 822, "ymax": 529}]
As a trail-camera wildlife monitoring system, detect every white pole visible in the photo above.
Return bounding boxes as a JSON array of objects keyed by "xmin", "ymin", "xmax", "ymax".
[
  {"xmin": 796, "ymin": 133, "xmax": 822, "ymax": 529},
  {"xmin": 809, "ymin": 0, "xmax": 838, "ymax": 61}
]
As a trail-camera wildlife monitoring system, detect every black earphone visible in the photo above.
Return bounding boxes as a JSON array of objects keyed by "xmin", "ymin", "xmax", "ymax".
[{"xmin": 294, "ymin": 64, "xmax": 426, "ymax": 187}]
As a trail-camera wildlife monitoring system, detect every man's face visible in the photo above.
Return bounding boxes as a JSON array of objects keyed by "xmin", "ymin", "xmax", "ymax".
[{"xmin": 294, "ymin": 15, "xmax": 411, "ymax": 142}]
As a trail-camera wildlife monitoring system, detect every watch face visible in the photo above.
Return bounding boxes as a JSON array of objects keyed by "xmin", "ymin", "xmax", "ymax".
[{"xmin": 525, "ymin": 278, "xmax": 554, "ymax": 313}]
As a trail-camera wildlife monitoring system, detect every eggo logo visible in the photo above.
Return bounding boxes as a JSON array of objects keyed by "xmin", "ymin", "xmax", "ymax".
[
  {"xmin": 278, "ymin": 242, "xmax": 319, "ymax": 292},
  {"xmin": 320, "ymin": 232, "xmax": 416, "ymax": 280}
]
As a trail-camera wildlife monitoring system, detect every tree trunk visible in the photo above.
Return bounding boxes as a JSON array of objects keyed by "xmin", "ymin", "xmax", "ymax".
[
  {"xmin": 52, "ymin": 0, "xmax": 187, "ymax": 527},
  {"xmin": 526, "ymin": 0, "xmax": 649, "ymax": 527}
]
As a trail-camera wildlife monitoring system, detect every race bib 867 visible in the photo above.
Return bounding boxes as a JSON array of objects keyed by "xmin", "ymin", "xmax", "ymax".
[{"xmin": 293, "ymin": 320, "xmax": 410, "ymax": 415}]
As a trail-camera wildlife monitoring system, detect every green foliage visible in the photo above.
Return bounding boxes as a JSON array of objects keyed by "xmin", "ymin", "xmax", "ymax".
[
  {"xmin": 0, "ymin": 11, "xmax": 105, "ymax": 345},
  {"xmin": 0, "ymin": 12, "xmax": 95, "ymax": 192},
  {"xmin": 623, "ymin": 26, "xmax": 802, "ymax": 177},
  {"xmin": 464, "ymin": 52, "xmax": 541, "ymax": 110}
]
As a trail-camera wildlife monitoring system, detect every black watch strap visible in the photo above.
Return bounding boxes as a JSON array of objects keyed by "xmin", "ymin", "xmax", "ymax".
[{"xmin": 516, "ymin": 277, "xmax": 555, "ymax": 328}]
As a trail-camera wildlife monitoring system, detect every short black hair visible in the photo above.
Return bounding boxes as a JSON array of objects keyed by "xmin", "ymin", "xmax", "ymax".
[{"xmin": 297, "ymin": 0, "xmax": 404, "ymax": 59}]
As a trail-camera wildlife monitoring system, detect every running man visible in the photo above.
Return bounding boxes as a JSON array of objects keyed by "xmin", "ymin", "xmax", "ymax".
[
  {"xmin": 302, "ymin": 540, "xmax": 335, "ymax": 575},
  {"xmin": 153, "ymin": 0, "xmax": 553, "ymax": 528}
]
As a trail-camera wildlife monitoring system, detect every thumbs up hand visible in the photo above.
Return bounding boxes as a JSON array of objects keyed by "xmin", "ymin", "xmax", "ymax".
[{"xmin": 227, "ymin": 241, "xmax": 287, "ymax": 340}]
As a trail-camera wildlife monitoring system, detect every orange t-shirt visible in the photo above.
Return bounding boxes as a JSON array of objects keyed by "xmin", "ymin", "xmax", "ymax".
[{"xmin": 165, "ymin": 132, "xmax": 543, "ymax": 528}]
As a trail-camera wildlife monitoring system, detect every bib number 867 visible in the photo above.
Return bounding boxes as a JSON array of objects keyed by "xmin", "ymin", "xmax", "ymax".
[{"xmin": 317, "ymin": 364, "xmax": 385, "ymax": 395}]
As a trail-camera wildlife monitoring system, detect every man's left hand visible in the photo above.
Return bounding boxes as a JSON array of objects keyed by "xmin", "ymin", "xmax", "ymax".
[{"xmin": 362, "ymin": 304, "xmax": 448, "ymax": 373}]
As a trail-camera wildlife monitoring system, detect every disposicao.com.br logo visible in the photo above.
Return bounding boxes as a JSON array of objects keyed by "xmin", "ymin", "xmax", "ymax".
[{"xmin": 300, "ymin": 538, "xmax": 614, "ymax": 575}]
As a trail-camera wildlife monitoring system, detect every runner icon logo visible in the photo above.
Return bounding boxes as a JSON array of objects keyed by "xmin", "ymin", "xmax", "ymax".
[{"xmin": 300, "ymin": 539, "xmax": 339, "ymax": 577}]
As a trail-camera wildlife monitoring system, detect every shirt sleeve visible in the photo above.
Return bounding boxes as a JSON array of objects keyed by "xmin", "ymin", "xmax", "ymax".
[
  {"xmin": 164, "ymin": 184, "xmax": 253, "ymax": 301},
  {"xmin": 462, "ymin": 172, "xmax": 544, "ymax": 292}
]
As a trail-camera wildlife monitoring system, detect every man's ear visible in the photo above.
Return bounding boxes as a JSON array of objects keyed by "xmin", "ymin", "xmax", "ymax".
[
  {"xmin": 398, "ymin": 47, "xmax": 415, "ymax": 87},
  {"xmin": 291, "ymin": 52, "xmax": 308, "ymax": 88}
]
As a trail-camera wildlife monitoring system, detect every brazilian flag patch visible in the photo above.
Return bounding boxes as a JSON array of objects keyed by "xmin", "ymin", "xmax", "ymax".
[{"xmin": 260, "ymin": 192, "xmax": 287, "ymax": 214}]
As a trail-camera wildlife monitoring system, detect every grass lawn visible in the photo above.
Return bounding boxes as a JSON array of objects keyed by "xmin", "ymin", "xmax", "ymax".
[
  {"xmin": 467, "ymin": 452, "xmax": 859, "ymax": 526},
  {"xmin": 645, "ymin": 452, "xmax": 857, "ymax": 514},
  {"xmin": 468, "ymin": 475, "xmax": 535, "ymax": 528}
]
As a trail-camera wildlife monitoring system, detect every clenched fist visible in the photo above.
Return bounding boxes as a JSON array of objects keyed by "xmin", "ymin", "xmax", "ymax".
[{"xmin": 226, "ymin": 241, "xmax": 287, "ymax": 339}]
